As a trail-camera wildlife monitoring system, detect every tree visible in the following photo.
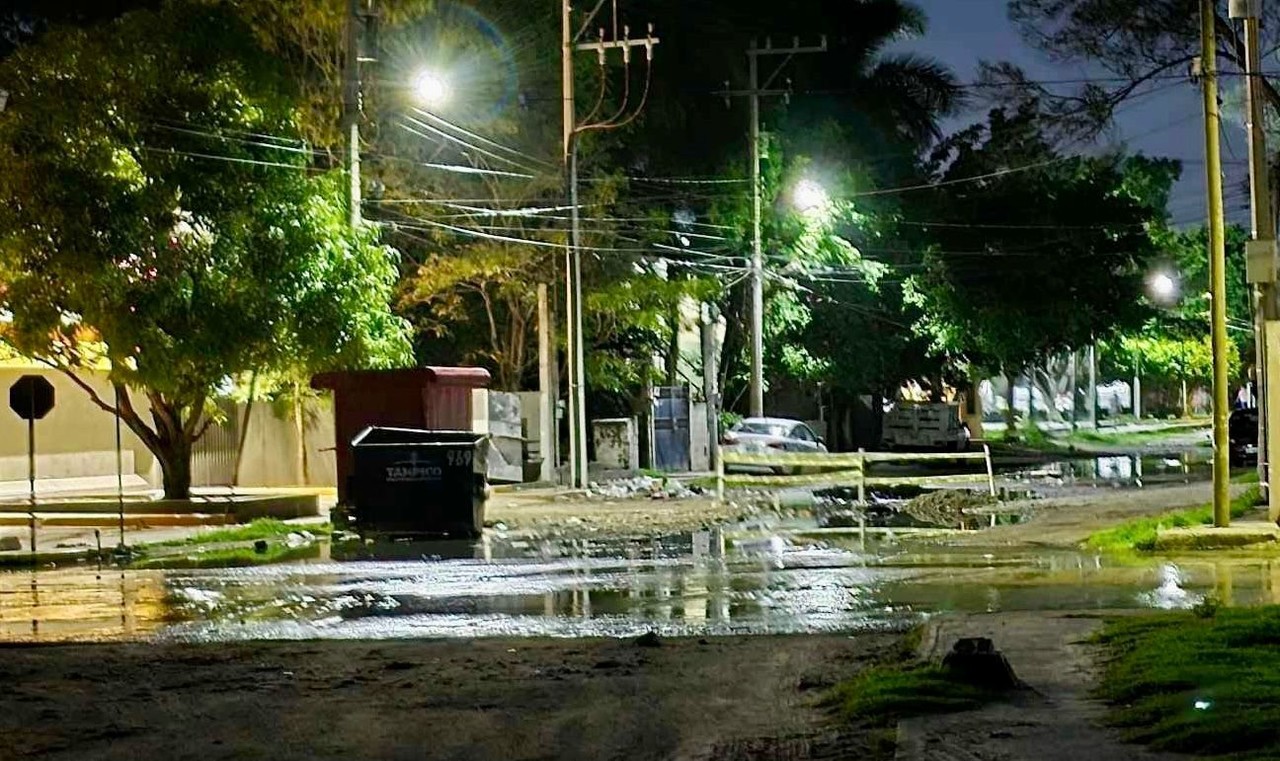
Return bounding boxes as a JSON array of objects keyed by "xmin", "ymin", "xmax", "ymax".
[
  {"xmin": 0, "ymin": 3, "xmax": 411, "ymax": 498},
  {"xmin": 402, "ymin": 243, "xmax": 552, "ymax": 391},
  {"xmin": 907, "ymin": 107, "xmax": 1176, "ymax": 396},
  {"xmin": 995, "ymin": 0, "xmax": 1280, "ymax": 139}
]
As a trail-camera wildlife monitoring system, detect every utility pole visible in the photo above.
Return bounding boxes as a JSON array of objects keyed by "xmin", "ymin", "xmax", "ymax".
[
  {"xmin": 344, "ymin": 0, "xmax": 365, "ymax": 229},
  {"xmin": 561, "ymin": 1, "xmax": 659, "ymax": 488},
  {"xmin": 1200, "ymin": 0, "xmax": 1232, "ymax": 527},
  {"xmin": 742, "ymin": 37, "xmax": 827, "ymax": 418},
  {"xmin": 1232, "ymin": 0, "xmax": 1278, "ymax": 506}
]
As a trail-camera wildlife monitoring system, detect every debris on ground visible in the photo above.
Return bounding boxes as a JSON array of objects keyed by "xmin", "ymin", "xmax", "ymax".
[
  {"xmin": 941, "ymin": 637, "xmax": 1022, "ymax": 690},
  {"xmin": 634, "ymin": 631, "xmax": 663, "ymax": 648},
  {"xmin": 587, "ymin": 476, "xmax": 699, "ymax": 501},
  {"xmin": 0, "ymin": 536, "xmax": 22, "ymax": 551},
  {"xmin": 285, "ymin": 531, "xmax": 315, "ymax": 548},
  {"xmin": 902, "ymin": 490, "xmax": 997, "ymax": 529}
]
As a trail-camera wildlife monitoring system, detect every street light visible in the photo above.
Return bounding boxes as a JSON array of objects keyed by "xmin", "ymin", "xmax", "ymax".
[
  {"xmin": 793, "ymin": 178, "xmax": 829, "ymax": 214},
  {"xmin": 1148, "ymin": 271, "xmax": 1180, "ymax": 305},
  {"xmin": 410, "ymin": 69, "xmax": 450, "ymax": 107}
]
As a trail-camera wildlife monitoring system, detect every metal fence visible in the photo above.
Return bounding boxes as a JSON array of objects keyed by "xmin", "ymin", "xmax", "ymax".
[{"xmin": 715, "ymin": 445, "xmax": 996, "ymax": 502}]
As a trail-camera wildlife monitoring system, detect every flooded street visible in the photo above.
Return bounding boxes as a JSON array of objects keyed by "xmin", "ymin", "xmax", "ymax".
[{"xmin": 5, "ymin": 512, "xmax": 1278, "ymax": 643}]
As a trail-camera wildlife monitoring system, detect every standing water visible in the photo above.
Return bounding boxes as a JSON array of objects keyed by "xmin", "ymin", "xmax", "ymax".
[{"xmin": 3, "ymin": 524, "xmax": 1277, "ymax": 643}]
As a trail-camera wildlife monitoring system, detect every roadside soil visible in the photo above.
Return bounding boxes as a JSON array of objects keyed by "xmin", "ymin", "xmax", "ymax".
[
  {"xmin": 1, "ymin": 633, "xmax": 900, "ymax": 761},
  {"xmin": 897, "ymin": 610, "xmax": 1182, "ymax": 761},
  {"xmin": 488, "ymin": 490, "xmax": 763, "ymax": 538}
]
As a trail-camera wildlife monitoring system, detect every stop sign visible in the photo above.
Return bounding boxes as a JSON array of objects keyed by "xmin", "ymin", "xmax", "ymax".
[{"xmin": 9, "ymin": 375, "xmax": 55, "ymax": 421}]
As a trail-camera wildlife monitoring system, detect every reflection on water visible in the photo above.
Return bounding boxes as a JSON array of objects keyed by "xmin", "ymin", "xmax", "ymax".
[
  {"xmin": 1012, "ymin": 454, "xmax": 1211, "ymax": 490},
  {"xmin": 5, "ymin": 530, "xmax": 1280, "ymax": 643}
]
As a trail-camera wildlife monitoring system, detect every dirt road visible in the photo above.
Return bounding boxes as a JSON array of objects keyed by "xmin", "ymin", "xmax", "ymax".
[{"xmin": 2, "ymin": 633, "xmax": 900, "ymax": 761}]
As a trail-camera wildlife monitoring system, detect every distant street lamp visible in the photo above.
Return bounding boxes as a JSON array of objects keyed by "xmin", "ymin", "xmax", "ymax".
[
  {"xmin": 1148, "ymin": 271, "xmax": 1180, "ymax": 305},
  {"xmin": 792, "ymin": 178, "xmax": 829, "ymax": 214},
  {"xmin": 410, "ymin": 69, "xmax": 450, "ymax": 107}
]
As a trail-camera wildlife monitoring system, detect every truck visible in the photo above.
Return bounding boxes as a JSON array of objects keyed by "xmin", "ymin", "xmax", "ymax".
[{"xmin": 881, "ymin": 403, "xmax": 971, "ymax": 451}]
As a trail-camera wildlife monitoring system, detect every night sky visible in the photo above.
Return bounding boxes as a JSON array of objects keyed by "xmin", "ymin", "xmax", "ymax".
[{"xmin": 901, "ymin": 0, "xmax": 1250, "ymax": 228}]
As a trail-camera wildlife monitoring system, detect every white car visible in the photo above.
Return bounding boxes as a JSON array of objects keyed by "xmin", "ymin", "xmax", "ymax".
[{"xmin": 721, "ymin": 417, "xmax": 827, "ymax": 473}]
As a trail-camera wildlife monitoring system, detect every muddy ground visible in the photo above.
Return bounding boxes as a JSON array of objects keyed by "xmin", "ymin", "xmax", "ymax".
[
  {"xmin": 1, "ymin": 632, "xmax": 901, "ymax": 761},
  {"xmin": 487, "ymin": 491, "xmax": 763, "ymax": 538}
]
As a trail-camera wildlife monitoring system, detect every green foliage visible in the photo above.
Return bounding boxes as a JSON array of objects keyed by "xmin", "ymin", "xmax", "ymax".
[
  {"xmin": 1095, "ymin": 606, "xmax": 1280, "ymax": 758},
  {"xmin": 1086, "ymin": 486, "xmax": 1263, "ymax": 552},
  {"xmin": 156, "ymin": 519, "xmax": 332, "ymax": 547},
  {"xmin": 908, "ymin": 107, "xmax": 1176, "ymax": 375},
  {"xmin": 0, "ymin": 2, "xmax": 410, "ymax": 497}
]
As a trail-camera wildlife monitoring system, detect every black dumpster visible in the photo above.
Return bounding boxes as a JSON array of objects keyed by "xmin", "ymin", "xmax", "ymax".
[{"xmin": 347, "ymin": 427, "xmax": 489, "ymax": 537}]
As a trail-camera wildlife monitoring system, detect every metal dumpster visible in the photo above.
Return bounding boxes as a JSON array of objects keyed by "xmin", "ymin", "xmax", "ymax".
[{"xmin": 347, "ymin": 427, "xmax": 489, "ymax": 537}]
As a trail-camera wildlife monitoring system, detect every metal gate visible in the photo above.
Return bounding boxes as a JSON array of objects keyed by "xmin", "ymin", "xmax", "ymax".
[
  {"xmin": 653, "ymin": 386, "xmax": 691, "ymax": 472},
  {"xmin": 192, "ymin": 400, "xmax": 239, "ymax": 488}
]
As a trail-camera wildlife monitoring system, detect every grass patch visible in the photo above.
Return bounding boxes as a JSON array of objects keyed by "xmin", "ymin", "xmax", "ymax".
[
  {"xmin": 1067, "ymin": 423, "xmax": 1208, "ymax": 448},
  {"xmin": 1086, "ymin": 486, "xmax": 1263, "ymax": 552},
  {"xmin": 827, "ymin": 663, "xmax": 1002, "ymax": 726},
  {"xmin": 153, "ymin": 518, "xmax": 331, "ymax": 548},
  {"xmin": 1095, "ymin": 606, "xmax": 1280, "ymax": 759},
  {"xmin": 825, "ymin": 629, "xmax": 1002, "ymax": 728},
  {"xmin": 130, "ymin": 541, "xmax": 323, "ymax": 569}
]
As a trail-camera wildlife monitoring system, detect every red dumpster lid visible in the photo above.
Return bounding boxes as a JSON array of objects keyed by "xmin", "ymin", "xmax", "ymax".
[{"xmin": 311, "ymin": 366, "xmax": 491, "ymax": 391}]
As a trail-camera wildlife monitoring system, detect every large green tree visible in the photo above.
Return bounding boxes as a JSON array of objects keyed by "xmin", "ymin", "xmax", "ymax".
[
  {"xmin": 907, "ymin": 106, "xmax": 1177, "ymax": 381},
  {"xmin": 0, "ymin": 3, "xmax": 410, "ymax": 498}
]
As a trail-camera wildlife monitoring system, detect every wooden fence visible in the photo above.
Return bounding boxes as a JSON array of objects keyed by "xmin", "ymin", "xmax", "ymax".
[{"xmin": 716, "ymin": 445, "xmax": 996, "ymax": 502}]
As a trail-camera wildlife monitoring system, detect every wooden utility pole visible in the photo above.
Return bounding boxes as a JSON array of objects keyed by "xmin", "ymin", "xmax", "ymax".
[
  {"xmin": 1232, "ymin": 0, "xmax": 1279, "ymax": 508},
  {"xmin": 1201, "ymin": 0, "xmax": 1232, "ymax": 526}
]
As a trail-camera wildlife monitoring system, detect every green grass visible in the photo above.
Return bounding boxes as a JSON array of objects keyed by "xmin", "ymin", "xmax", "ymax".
[
  {"xmin": 1095, "ymin": 607, "xmax": 1280, "ymax": 759},
  {"xmin": 130, "ymin": 541, "xmax": 323, "ymax": 569},
  {"xmin": 826, "ymin": 663, "xmax": 1003, "ymax": 726},
  {"xmin": 1067, "ymin": 423, "xmax": 1208, "ymax": 448},
  {"xmin": 152, "ymin": 518, "xmax": 331, "ymax": 548},
  {"xmin": 825, "ymin": 629, "xmax": 1003, "ymax": 727},
  {"xmin": 1086, "ymin": 486, "xmax": 1263, "ymax": 552}
]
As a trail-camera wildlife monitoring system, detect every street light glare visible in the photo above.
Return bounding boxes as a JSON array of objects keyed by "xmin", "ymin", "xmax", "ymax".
[
  {"xmin": 1149, "ymin": 272, "xmax": 1178, "ymax": 303},
  {"xmin": 793, "ymin": 179, "xmax": 829, "ymax": 213},
  {"xmin": 411, "ymin": 70, "xmax": 450, "ymax": 107}
]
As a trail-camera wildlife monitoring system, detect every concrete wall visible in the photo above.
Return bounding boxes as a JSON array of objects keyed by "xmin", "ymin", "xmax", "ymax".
[
  {"xmin": 0, "ymin": 367, "xmax": 157, "ymax": 484},
  {"xmin": 233, "ymin": 396, "xmax": 337, "ymax": 488}
]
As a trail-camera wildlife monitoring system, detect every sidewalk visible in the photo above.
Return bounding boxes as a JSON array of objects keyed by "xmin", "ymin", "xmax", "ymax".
[{"xmin": 896, "ymin": 611, "xmax": 1181, "ymax": 761}]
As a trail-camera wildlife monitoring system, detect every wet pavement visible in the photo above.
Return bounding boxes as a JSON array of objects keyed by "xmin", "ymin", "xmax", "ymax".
[
  {"xmin": 4, "ymin": 522, "xmax": 1278, "ymax": 643},
  {"xmin": 0, "ymin": 452, "xmax": 1246, "ymax": 644}
]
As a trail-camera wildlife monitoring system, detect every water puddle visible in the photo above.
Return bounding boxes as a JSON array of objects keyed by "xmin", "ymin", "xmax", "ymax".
[
  {"xmin": 3, "ymin": 527, "xmax": 1279, "ymax": 643},
  {"xmin": 1008, "ymin": 454, "xmax": 1211, "ymax": 492}
]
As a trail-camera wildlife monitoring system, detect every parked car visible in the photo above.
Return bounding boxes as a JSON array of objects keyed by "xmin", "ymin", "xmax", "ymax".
[
  {"xmin": 1230, "ymin": 407, "xmax": 1259, "ymax": 467},
  {"xmin": 721, "ymin": 417, "xmax": 826, "ymax": 473}
]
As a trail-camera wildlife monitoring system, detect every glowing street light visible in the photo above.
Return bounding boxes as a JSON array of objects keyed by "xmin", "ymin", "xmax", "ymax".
[
  {"xmin": 1148, "ymin": 271, "xmax": 1180, "ymax": 304},
  {"xmin": 793, "ymin": 178, "xmax": 829, "ymax": 214},
  {"xmin": 410, "ymin": 69, "xmax": 450, "ymax": 107}
]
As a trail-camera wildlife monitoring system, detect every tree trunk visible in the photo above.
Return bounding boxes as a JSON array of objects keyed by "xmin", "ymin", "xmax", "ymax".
[
  {"xmin": 666, "ymin": 303, "xmax": 681, "ymax": 387},
  {"xmin": 154, "ymin": 433, "xmax": 193, "ymax": 501},
  {"xmin": 293, "ymin": 383, "xmax": 309, "ymax": 485},
  {"xmin": 1003, "ymin": 370, "xmax": 1017, "ymax": 436}
]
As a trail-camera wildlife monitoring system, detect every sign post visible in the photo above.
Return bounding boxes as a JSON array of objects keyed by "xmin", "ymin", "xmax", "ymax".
[{"xmin": 9, "ymin": 375, "xmax": 56, "ymax": 508}]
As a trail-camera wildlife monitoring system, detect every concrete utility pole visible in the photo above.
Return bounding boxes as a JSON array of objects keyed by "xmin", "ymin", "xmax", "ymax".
[
  {"xmin": 743, "ymin": 37, "xmax": 827, "ymax": 418},
  {"xmin": 344, "ymin": 0, "xmax": 365, "ymax": 229},
  {"xmin": 1232, "ymin": 0, "xmax": 1279, "ymax": 506},
  {"xmin": 561, "ymin": 0, "xmax": 659, "ymax": 488},
  {"xmin": 1200, "ymin": 0, "xmax": 1233, "ymax": 527}
]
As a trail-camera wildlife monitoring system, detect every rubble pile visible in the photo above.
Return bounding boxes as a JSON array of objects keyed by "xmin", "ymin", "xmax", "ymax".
[{"xmin": 588, "ymin": 476, "xmax": 700, "ymax": 501}]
